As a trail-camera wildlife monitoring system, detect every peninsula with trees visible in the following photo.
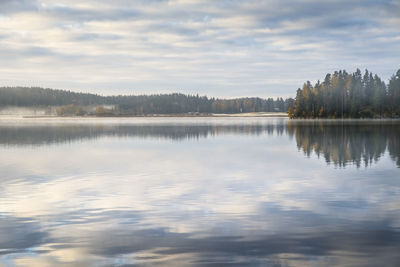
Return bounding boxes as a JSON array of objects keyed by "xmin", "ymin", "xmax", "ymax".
[{"xmin": 289, "ymin": 69, "xmax": 400, "ymax": 118}]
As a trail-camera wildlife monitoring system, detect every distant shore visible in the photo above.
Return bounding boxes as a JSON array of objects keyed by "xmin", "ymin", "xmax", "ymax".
[{"xmin": 19, "ymin": 112, "xmax": 288, "ymax": 119}]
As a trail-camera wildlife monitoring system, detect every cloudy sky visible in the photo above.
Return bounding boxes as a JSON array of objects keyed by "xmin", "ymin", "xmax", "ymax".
[{"xmin": 0, "ymin": 0, "xmax": 399, "ymax": 97}]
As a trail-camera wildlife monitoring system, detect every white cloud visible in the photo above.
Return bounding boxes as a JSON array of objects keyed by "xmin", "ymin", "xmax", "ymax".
[{"xmin": 0, "ymin": 0, "xmax": 399, "ymax": 97}]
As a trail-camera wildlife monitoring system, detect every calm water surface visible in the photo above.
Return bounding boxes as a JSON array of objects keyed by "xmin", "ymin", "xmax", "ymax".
[{"xmin": 0, "ymin": 117, "xmax": 399, "ymax": 266}]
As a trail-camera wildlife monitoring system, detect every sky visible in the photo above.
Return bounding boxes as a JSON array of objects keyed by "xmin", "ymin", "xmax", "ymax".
[{"xmin": 0, "ymin": 0, "xmax": 399, "ymax": 98}]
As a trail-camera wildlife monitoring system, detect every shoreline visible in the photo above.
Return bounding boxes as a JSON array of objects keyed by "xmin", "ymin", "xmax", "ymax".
[{"xmin": 18, "ymin": 112, "xmax": 288, "ymax": 119}]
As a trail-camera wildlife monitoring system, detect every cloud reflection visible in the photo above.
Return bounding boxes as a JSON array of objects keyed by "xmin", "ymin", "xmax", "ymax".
[{"xmin": 0, "ymin": 118, "xmax": 399, "ymax": 266}]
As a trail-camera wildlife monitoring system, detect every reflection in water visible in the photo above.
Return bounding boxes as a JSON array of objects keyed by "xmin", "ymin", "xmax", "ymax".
[
  {"xmin": 0, "ymin": 123, "xmax": 286, "ymax": 145},
  {"xmin": 0, "ymin": 118, "xmax": 399, "ymax": 266},
  {"xmin": 1, "ymin": 118, "xmax": 398, "ymax": 167},
  {"xmin": 288, "ymin": 120, "xmax": 400, "ymax": 167}
]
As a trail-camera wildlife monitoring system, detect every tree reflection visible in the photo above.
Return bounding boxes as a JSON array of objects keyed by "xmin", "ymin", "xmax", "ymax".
[
  {"xmin": 0, "ymin": 120, "xmax": 398, "ymax": 167},
  {"xmin": 0, "ymin": 123, "xmax": 284, "ymax": 145},
  {"xmin": 288, "ymin": 120, "xmax": 400, "ymax": 167}
]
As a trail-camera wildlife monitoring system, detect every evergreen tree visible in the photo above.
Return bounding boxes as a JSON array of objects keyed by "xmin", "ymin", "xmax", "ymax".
[{"xmin": 290, "ymin": 68, "xmax": 399, "ymax": 118}]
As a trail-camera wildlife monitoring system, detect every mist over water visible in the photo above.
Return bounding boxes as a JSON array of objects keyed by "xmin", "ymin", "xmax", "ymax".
[
  {"xmin": 0, "ymin": 118, "xmax": 399, "ymax": 266},
  {"xmin": 0, "ymin": 106, "xmax": 48, "ymax": 116}
]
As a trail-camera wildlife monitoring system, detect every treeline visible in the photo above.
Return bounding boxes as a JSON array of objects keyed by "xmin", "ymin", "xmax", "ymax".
[
  {"xmin": 117, "ymin": 95, "xmax": 293, "ymax": 114},
  {"xmin": 0, "ymin": 87, "xmax": 293, "ymax": 115},
  {"xmin": 289, "ymin": 69, "xmax": 400, "ymax": 118},
  {"xmin": 0, "ymin": 87, "xmax": 107, "ymax": 106}
]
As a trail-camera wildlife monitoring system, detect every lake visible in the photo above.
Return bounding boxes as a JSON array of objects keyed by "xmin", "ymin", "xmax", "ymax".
[{"xmin": 0, "ymin": 117, "xmax": 399, "ymax": 266}]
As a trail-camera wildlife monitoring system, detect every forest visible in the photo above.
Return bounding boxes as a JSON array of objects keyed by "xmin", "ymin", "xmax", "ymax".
[
  {"xmin": 1, "ymin": 68, "xmax": 399, "ymax": 117},
  {"xmin": 0, "ymin": 87, "xmax": 293, "ymax": 115},
  {"xmin": 289, "ymin": 69, "xmax": 400, "ymax": 118}
]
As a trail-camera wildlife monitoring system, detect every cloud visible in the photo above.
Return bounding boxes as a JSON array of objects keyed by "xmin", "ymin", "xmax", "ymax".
[
  {"xmin": 0, "ymin": 0, "xmax": 38, "ymax": 14},
  {"xmin": 0, "ymin": 0, "xmax": 399, "ymax": 97}
]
